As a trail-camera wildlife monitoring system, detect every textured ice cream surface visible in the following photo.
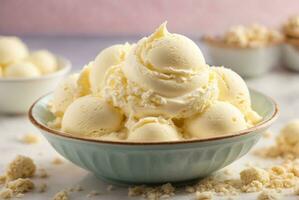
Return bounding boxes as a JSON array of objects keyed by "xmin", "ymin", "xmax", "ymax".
[
  {"xmin": 127, "ymin": 117, "xmax": 181, "ymax": 142},
  {"xmin": 0, "ymin": 36, "xmax": 28, "ymax": 66},
  {"xmin": 61, "ymin": 95, "xmax": 123, "ymax": 137},
  {"xmin": 212, "ymin": 66, "xmax": 262, "ymax": 124},
  {"xmin": 28, "ymin": 50, "xmax": 57, "ymax": 74},
  {"xmin": 104, "ymin": 65, "xmax": 218, "ymax": 119},
  {"xmin": 4, "ymin": 61, "xmax": 40, "ymax": 78},
  {"xmin": 122, "ymin": 22, "xmax": 209, "ymax": 98},
  {"xmin": 184, "ymin": 101, "xmax": 248, "ymax": 139},
  {"xmin": 103, "ymin": 22, "xmax": 217, "ymax": 119},
  {"xmin": 89, "ymin": 43, "xmax": 131, "ymax": 94},
  {"xmin": 50, "ymin": 74, "xmax": 80, "ymax": 116}
]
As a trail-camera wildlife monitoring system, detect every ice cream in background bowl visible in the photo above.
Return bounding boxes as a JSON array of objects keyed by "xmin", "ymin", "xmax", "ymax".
[
  {"xmin": 202, "ymin": 24, "xmax": 283, "ymax": 78},
  {"xmin": 282, "ymin": 16, "xmax": 299, "ymax": 72},
  {"xmin": 29, "ymin": 22, "xmax": 278, "ymax": 184},
  {"xmin": 0, "ymin": 36, "xmax": 71, "ymax": 114}
]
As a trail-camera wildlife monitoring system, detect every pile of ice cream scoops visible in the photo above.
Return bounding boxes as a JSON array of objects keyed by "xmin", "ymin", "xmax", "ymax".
[
  {"xmin": 48, "ymin": 22, "xmax": 262, "ymax": 142},
  {"xmin": 0, "ymin": 36, "xmax": 58, "ymax": 78}
]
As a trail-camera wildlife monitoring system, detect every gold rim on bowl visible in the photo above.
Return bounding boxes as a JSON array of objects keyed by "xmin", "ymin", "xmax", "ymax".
[{"xmin": 28, "ymin": 90, "xmax": 279, "ymax": 146}]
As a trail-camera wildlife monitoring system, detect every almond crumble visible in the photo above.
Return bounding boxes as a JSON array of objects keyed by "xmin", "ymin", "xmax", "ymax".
[
  {"xmin": 195, "ymin": 191, "xmax": 213, "ymax": 200},
  {"xmin": 0, "ymin": 188, "xmax": 13, "ymax": 199},
  {"xmin": 258, "ymin": 190, "xmax": 280, "ymax": 200},
  {"xmin": 6, "ymin": 178, "xmax": 34, "ymax": 193},
  {"xmin": 19, "ymin": 133, "xmax": 39, "ymax": 144},
  {"xmin": 5, "ymin": 155, "xmax": 36, "ymax": 182},
  {"xmin": 52, "ymin": 190, "xmax": 69, "ymax": 200},
  {"xmin": 52, "ymin": 157, "xmax": 63, "ymax": 165}
]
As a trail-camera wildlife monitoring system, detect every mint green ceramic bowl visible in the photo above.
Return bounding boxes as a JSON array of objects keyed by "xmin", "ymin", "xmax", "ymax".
[{"xmin": 29, "ymin": 89, "xmax": 278, "ymax": 185}]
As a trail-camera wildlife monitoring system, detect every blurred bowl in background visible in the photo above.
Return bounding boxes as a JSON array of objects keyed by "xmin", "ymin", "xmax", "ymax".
[
  {"xmin": 202, "ymin": 39, "xmax": 281, "ymax": 78},
  {"xmin": 283, "ymin": 40, "xmax": 299, "ymax": 72},
  {"xmin": 0, "ymin": 56, "xmax": 71, "ymax": 114}
]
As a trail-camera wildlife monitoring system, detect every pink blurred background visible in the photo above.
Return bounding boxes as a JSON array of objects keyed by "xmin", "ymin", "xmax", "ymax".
[{"xmin": 0, "ymin": 0, "xmax": 298, "ymax": 36}]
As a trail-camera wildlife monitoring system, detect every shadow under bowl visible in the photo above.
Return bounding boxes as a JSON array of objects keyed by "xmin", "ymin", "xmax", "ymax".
[{"xmin": 29, "ymin": 89, "xmax": 278, "ymax": 185}]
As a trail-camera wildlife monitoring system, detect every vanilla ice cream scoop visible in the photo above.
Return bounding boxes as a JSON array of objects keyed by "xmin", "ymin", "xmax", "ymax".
[
  {"xmin": 127, "ymin": 117, "xmax": 181, "ymax": 142},
  {"xmin": 185, "ymin": 101, "xmax": 248, "ymax": 138},
  {"xmin": 0, "ymin": 36, "xmax": 28, "ymax": 66},
  {"xmin": 212, "ymin": 67, "xmax": 262, "ymax": 124},
  {"xmin": 90, "ymin": 43, "xmax": 131, "ymax": 94},
  {"xmin": 50, "ymin": 74, "xmax": 80, "ymax": 116},
  {"xmin": 122, "ymin": 22, "xmax": 209, "ymax": 98},
  {"xmin": 28, "ymin": 50, "xmax": 57, "ymax": 74},
  {"xmin": 4, "ymin": 61, "xmax": 40, "ymax": 78},
  {"xmin": 104, "ymin": 23, "xmax": 217, "ymax": 119},
  {"xmin": 61, "ymin": 96, "xmax": 123, "ymax": 137}
]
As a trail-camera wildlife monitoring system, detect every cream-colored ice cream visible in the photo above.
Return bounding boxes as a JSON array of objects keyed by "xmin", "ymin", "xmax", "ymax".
[
  {"xmin": 61, "ymin": 96, "xmax": 123, "ymax": 137},
  {"xmin": 0, "ymin": 36, "xmax": 28, "ymax": 66},
  {"xmin": 50, "ymin": 74, "xmax": 80, "ymax": 116},
  {"xmin": 4, "ymin": 61, "xmax": 40, "ymax": 78},
  {"xmin": 185, "ymin": 101, "xmax": 248, "ymax": 138},
  {"xmin": 28, "ymin": 50, "xmax": 57, "ymax": 74},
  {"xmin": 49, "ymin": 22, "xmax": 262, "ymax": 142},
  {"xmin": 212, "ymin": 67, "xmax": 262, "ymax": 124},
  {"xmin": 90, "ymin": 43, "xmax": 131, "ymax": 94},
  {"xmin": 122, "ymin": 22, "xmax": 208, "ymax": 98},
  {"xmin": 104, "ymin": 23, "xmax": 218, "ymax": 119},
  {"xmin": 127, "ymin": 117, "xmax": 181, "ymax": 142},
  {"xmin": 77, "ymin": 63, "xmax": 92, "ymax": 96}
]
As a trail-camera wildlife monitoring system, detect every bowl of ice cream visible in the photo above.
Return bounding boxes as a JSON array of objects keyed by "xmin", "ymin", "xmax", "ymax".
[
  {"xmin": 282, "ymin": 16, "xmax": 299, "ymax": 72},
  {"xmin": 0, "ymin": 36, "xmax": 71, "ymax": 114},
  {"xmin": 29, "ymin": 23, "xmax": 278, "ymax": 184},
  {"xmin": 202, "ymin": 24, "xmax": 283, "ymax": 78}
]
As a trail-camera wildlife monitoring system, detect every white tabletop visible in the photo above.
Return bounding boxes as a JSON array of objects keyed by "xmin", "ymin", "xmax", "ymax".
[{"xmin": 0, "ymin": 37, "xmax": 299, "ymax": 199}]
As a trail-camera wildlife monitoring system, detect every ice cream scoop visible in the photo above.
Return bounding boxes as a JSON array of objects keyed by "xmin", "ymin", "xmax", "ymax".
[
  {"xmin": 127, "ymin": 117, "xmax": 181, "ymax": 142},
  {"xmin": 4, "ymin": 62, "xmax": 40, "ymax": 78},
  {"xmin": 61, "ymin": 96, "xmax": 123, "ymax": 137},
  {"xmin": 0, "ymin": 36, "xmax": 28, "ymax": 66},
  {"xmin": 28, "ymin": 50, "xmax": 57, "ymax": 74},
  {"xmin": 89, "ymin": 43, "xmax": 131, "ymax": 94},
  {"xmin": 212, "ymin": 67, "xmax": 262, "ymax": 124},
  {"xmin": 104, "ymin": 23, "xmax": 217, "ymax": 119},
  {"xmin": 185, "ymin": 101, "xmax": 248, "ymax": 138},
  {"xmin": 50, "ymin": 74, "xmax": 79, "ymax": 116},
  {"xmin": 122, "ymin": 22, "xmax": 209, "ymax": 98}
]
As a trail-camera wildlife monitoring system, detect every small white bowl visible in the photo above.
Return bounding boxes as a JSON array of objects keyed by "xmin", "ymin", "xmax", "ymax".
[
  {"xmin": 0, "ymin": 57, "xmax": 71, "ymax": 114},
  {"xmin": 283, "ymin": 41, "xmax": 299, "ymax": 72},
  {"xmin": 203, "ymin": 40, "xmax": 281, "ymax": 78}
]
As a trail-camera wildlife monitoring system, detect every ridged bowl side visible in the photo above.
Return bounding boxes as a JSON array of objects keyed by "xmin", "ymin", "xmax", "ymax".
[{"xmin": 42, "ymin": 129, "xmax": 262, "ymax": 184}]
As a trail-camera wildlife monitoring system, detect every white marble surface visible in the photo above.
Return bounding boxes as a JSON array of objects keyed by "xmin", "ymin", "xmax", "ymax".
[{"xmin": 0, "ymin": 37, "xmax": 299, "ymax": 199}]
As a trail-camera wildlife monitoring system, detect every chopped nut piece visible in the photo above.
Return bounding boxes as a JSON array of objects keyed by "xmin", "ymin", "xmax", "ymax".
[
  {"xmin": 258, "ymin": 190, "xmax": 279, "ymax": 200},
  {"xmin": 195, "ymin": 191, "xmax": 212, "ymax": 200},
  {"xmin": 6, "ymin": 155, "xmax": 36, "ymax": 181},
  {"xmin": 0, "ymin": 175, "xmax": 6, "ymax": 185},
  {"xmin": 106, "ymin": 185, "xmax": 113, "ymax": 191},
  {"xmin": 86, "ymin": 190, "xmax": 100, "ymax": 198},
  {"xmin": 20, "ymin": 133, "xmax": 39, "ymax": 144},
  {"xmin": 240, "ymin": 167, "xmax": 269, "ymax": 185},
  {"xmin": 38, "ymin": 168, "xmax": 49, "ymax": 178},
  {"xmin": 6, "ymin": 178, "xmax": 34, "ymax": 193},
  {"xmin": 52, "ymin": 190, "xmax": 69, "ymax": 200},
  {"xmin": 0, "ymin": 188, "xmax": 13, "ymax": 199},
  {"xmin": 38, "ymin": 183, "xmax": 47, "ymax": 193},
  {"xmin": 52, "ymin": 157, "xmax": 63, "ymax": 165}
]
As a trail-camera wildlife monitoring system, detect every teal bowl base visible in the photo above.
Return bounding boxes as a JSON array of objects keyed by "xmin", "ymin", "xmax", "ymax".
[{"xmin": 95, "ymin": 174, "xmax": 202, "ymax": 187}]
